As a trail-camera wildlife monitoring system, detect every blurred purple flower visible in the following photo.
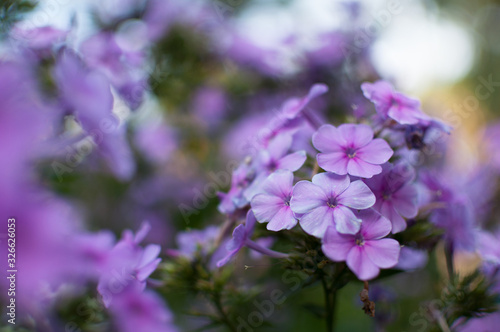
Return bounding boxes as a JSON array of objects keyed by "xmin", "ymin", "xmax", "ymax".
[
  {"xmin": 109, "ymin": 286, "xmax": 178, "ymax": 332},
  {"xmin": 313, "ymin": 123, "xmax": 393, "ymax": 178},
  {"xmin": 251, "ymin": 170, "xmax": 297, "ymax": 231},
  {"xmin": 364, "ymin": 163, "xmax": 418, "ymax": 233},
  {"xmin": 290, "ymin": 172, "xmax": 375, "ymax": 237},
  {"xmin": 81, "ymin": 32, "xmax": 146, "ymax": 109},
  {"xmin": 322, "ymin": 209, "xmax": 400, "ymax": 280},
  {"xmin": 395, "ymin": 247, "xmax": 428, "ymax": 270},
  {"xmin": 217, "ymin": 211, "xmax": 288, "ymax": 267},
  {"xmin": 361, "ymin": 80, "xmax": 430, "ymax": 125},
  {"xmin": 98, "ymin": 223, "xmax": 162, "ymax": 307},
  {"xmin": 134, "ymin": 121, "xmax": 177, "ymax": 165},
  {"xmin": 192, "ymin": 86, "xmax": 227, "ymax": 127},
  {"xmin": 167, "ymin": 225, "xmax": 220, "ymax": 259},
  {"xmin": 54, "ymin": 50, "xmax": 135, "ymax": 180},
  {"xmin": 218, "ymin": 161, "xmax": 255, "ymax": 214}
]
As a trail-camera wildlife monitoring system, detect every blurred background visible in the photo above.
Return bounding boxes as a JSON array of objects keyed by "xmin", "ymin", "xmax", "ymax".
[{"xmin": 2, "ymin": 0, "xmax": 500, "ymax": 331}]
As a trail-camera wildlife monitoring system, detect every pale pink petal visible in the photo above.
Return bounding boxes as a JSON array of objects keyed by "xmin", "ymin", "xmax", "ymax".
[
  {"xmin": 290, "ymin": 181, "xmax": 327, "ymax": 214},
  {"xmin": 312, "ymin": 124, "xmax": 345, "ymax": 152},
  {"xmin": 277, "ymin": 150, "xmax": 306, "ymax": 171},
  {"xmin": 337, "ymin": 180, "xmax": 375, "ymax": 209},
  {"xmin": 268, "ymin": 133, "xmax": 292, "ymax": 159},
  {"xmin": 346, "ymin": 247, "xmax": 380, "ymax": 280},
  {"xmin": 357, "ymin": 209, "xmax": 392, "ymax": 240},
  {"xmin": 260, "ymin": 170, "xmax": 294, "ymax": 198},
  {"xmin": 251, "ymin": 194, "xmax": 285, "ymax": 223},
  {"xmin": 322, "ymin": 226, "xmax": 354, "ymax": 261},
  {"xmin": 364, "ymin": 238, "xmax": 400, "ymax": 268},
  {"xmin": 380, "ymin": 201, "xmax": 407, "ymax": 233},
  {"xmin": 333, "ymin": 205, "xmax": 362, "ymax": 234},
  {"xmin": 267, "ymin": 206, "xmax": 297, "ymax": 231},
  {"xmin": 317, "ymin": 152, "xmax": 349, "ymax": 175},
  {"xmin": 299, "ymin": 205, "xmax": 334, "ymax": 238},
  {"xmin": 356, "ymin": 139, "xmax": 393, "ymax": 164},
  {"xmin": 311, "ymin": 172, "xmax": 350, "ymax": 198},
  {"xmin": 392, "ymin": 184, "xmax": 419, "ymax": 218},
  {"xmin": 346, "ymin": 158, "xmax": 382, "ymax": 178},
  {"xmin": 337, "ymin": 123, "xmax": 373, "ymax": 148}
]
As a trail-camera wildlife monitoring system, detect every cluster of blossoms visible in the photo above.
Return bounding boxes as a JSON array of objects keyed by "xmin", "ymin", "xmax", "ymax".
[{"xmin": 3, "ymin": 0, "xmax": 500, "ymax": 331}]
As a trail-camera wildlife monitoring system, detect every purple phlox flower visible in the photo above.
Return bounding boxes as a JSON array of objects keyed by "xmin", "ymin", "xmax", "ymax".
[
  {"xmin": 322, "ymin": 209, "xmax": 401, "ymax": 280},
  {"xmin": 402, "ymin": 119, "xmax": 451, "ymax": 150},
  {"xmin": 395, "ymin": 247, "xmax": 429, "ymax": 271},
  {"xmin": 290, "ymin": 172, "xmax": 376, "ymax": 237},
  {"xmin": 98, "ymin": 222, "xmax": 162, "ymax": 307},
  {"xmin": 217, "ymin": 161, "xmax": 255, "ymax": 214},
  {"xmin": 81, "ymin": 32, "xmax": 147, "ymax": 109},
  {"xmin": 364, "ymin": 163, "xmax": 418, "ymax": 233},
  {"xmin": 166, "ymin": 225, "xmax": 219, "ymax": 259},
  {"xmin": 419, "ymin": 171, "xmax": 477, "ymax": 251},
  {"xmin": 304, "ymin": 32, "xmax": 345, "ymax": 68},
  {"xmin": 191, "ymin": 86, "xmax": 227, "ymax": 127},
  {"xmin": 54, "ymin": 50, "xmax": 135, "ymax": 180},
  {"xmin": 108, "ymin": 286, "xmax": 178, "ymax": 332},
  {"xmin": 134, "ymin": 121, "xmax": 177, "ymax": 165},
  {"xmin": 313, "ymin": 123, "xmax": 393, "ymax": 178},
  {"xmin": 243, "ymin": 133, "xmax": 306, "ymax": 201},
  {"xmin": 477, "ymin": 230, "xmax": 500, "ymax": 266},
  {"xmin": 361, "ymin": 80, "xmax": 430, "ymax": 125},
  {"xmin": 216, "ymin": 211, "xmax": 288, "ymax": 267},
  {"xmin": 251, "ymin": 170, "xmax": 297, "ymax": 231}
]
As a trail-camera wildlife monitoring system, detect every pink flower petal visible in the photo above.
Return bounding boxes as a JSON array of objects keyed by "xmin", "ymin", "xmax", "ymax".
[
  {"xmin": 299, "ymin": 205, "xmax": 334, "ymax": 238},
  {"xmin": 364, "ymin": 238, "xmax": 400, "ymax": 268},
  {"xmin": 251, "ymin": 194, "xmax": 285, "ymax": 222},
  {"xmin": 322, "ymin": 226, "xmax": 354, "ymax": 261},
  {"xmin": 311, "ymin": 172, "xmax": 350, "ymax": 198},
  {"xmin": 346, "ymin": 246, "xmax": 380, "ymax": 280},
  {"xmin": 333, "ymin": 205, "xmax": 362, "ymax": 234},
  {"xmin": 260, "ymin": 170, "xmax": 294, "ymax": 199},
  {"xmin": 290, "ymin": 181, "xmax": 327, "ymax": 214},
  {"xmin": 346, "ymin": 158, "xmax": 382, "ymax": 178},
  {"xmin": 392, "ymin": 184, "xmax": 419, "ymax": 218},
  {"xmin": 317, "ymin": 152, "xmax": 349, "ymax": 175},
  {"xmin": 337, "ymin": 180, "xmax": 375, "ymax": 209},
  {"xmin": 267, "ymin": 206, "xmax": 297, "ymax": 231},
  {"xmin": 268, "ymin": 133, "xmax": 292, "ymax": 159},
  {"xmin": 356, "ymin": 139, "xmax": 393, "ymax": 164},
  {"xmin": 312, "ymin": 124, "xmax": 345, "ymax": 152},
  {"xmin": 357, "ymin": 209, "xmax": 392, "ymax": 240},
  {"xmin": 380, "ymin": 201, "xmax": 407, "ymax": 233},
  {"xmin": 278, "ymin": 150, "xmax": 306, "ymax": 172},
  {"xmin": 337, "ymin": 123, "xmax": 374, "ymax": 148}
]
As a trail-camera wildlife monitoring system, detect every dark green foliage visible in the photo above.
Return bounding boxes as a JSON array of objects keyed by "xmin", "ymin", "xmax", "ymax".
[{"xmin": 0, "ymin": 0, "xmax": 37, "ymax": 37}]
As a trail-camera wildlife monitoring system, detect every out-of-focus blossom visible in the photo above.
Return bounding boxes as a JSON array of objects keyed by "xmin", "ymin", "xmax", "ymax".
[
  {"xmin": 218, "ymin": 161, "xmax": 255, "ymax": 214},
  {"xmin": 217, "ymin": 211, "xmax": 288, "ymax": 267},
  {"xmin": 322, "ymin": 209, "xmax": 400, "ymax": 280},
  {"xmin": 455, "ymin": 312, "xmax": 500, "ymax": 332},
  {"xmin": 313, "ymin": 124, "xmax": 393, "ymax": 178},
  {"xmin": 10, "ymin": 26, "xmax": 68, "ymax": 57},
  {"xmin": 251, "ymin": 170, "xmax": 297, "ymax": 231},
  {"xmin": 54, "ymin": 50, "xmax": 135, "ymax": 180},
  {"xmin": 167, "ymin": 225, "xmax": 220, "ymax": 259},
  {"xmin": 97, "ymin": 223, "xmax": 162, "ymax": 307},
  {"xmin": 290, "ymin": 172, "xmax": 375, "ymax": 237},
  {"xmin": 361, "ymin": 80, "xmax": 430, "ymax": 125},
  {"xmin": 134, "ymin": 121, "xmax": 177, "ymax": 165},
  {"xmin": 364, "ymin": 163, "xmax": 418, "ymax": 233},
  {"xmin": 108, "ymin": 286, "xmax": 178, "ymax": 332},
  {"xmin": 192, "ymin": 86, "xmax": 227, "ymax": 127},
  {"xmin": 81, "ymin": 32, "xmax": 147, "ymax": 110},
  {"xmin": 395, "ymin": 247, "xmax": 429, "ymax": 270}
]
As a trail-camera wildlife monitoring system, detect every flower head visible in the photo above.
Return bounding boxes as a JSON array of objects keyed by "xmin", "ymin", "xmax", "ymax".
[
  {"xmin": 251, "ymin": 170, "xmax": 297, "ymax": 231},
  {"xmin": 290, "ymin": 172, "xmax": 375, "ymax": 237},
  {"xmin": 322, "ymin": 209, "xmax": 400, "ymax": 280},
  {"xmin": 364, "ymin": 163, "xmax": 418, "ymax": 233},
  {"xmin": 313, "ymin": 124, "xmax": 393, "ymax": 178},
  {"xmin": 361, "ymin": 80, "xmax": 430, "ymax": 125}
]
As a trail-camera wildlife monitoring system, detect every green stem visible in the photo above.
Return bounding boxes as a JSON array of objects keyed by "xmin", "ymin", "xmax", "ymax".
[
  {"xmin": 322, "ymin": 278, "xmax": 337, "ymax": 332},
  {"xmin": 444, "ymin": 241, "xmax": 455, "ymax": 282}
]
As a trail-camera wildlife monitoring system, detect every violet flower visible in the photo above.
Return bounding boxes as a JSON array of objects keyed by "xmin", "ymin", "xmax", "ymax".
[
  {"xmin": 290, "ymin": 172, "xmax": 376, "ymax": 237},
  {"xmin": 361, "ymin": 80, "xmax": 430, "ymax": 125},
  {"xmin": 109, "ymin": 286, "xmax": 178, "ymax": 332},
  {"xmin": 251, "ymin": 170, "xmax": 297, "ymax": 231},
  {"xmin": 216, "ymin": 211, "xmax": 288, "ymax": 267},
  {"xmin": 322, "ymin": 209, "xmax": 401, "ymax": 280},
  {"xmin": 313, "ymin": 124, "xmax": 393, "ymax": 178},
  {"xmin": 364, "ymin": 163, "xmax": 419, "ymax": 233},
  {"xmin": 97, "ymin": 223, "xmax": 162, "ymax": 307}
]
